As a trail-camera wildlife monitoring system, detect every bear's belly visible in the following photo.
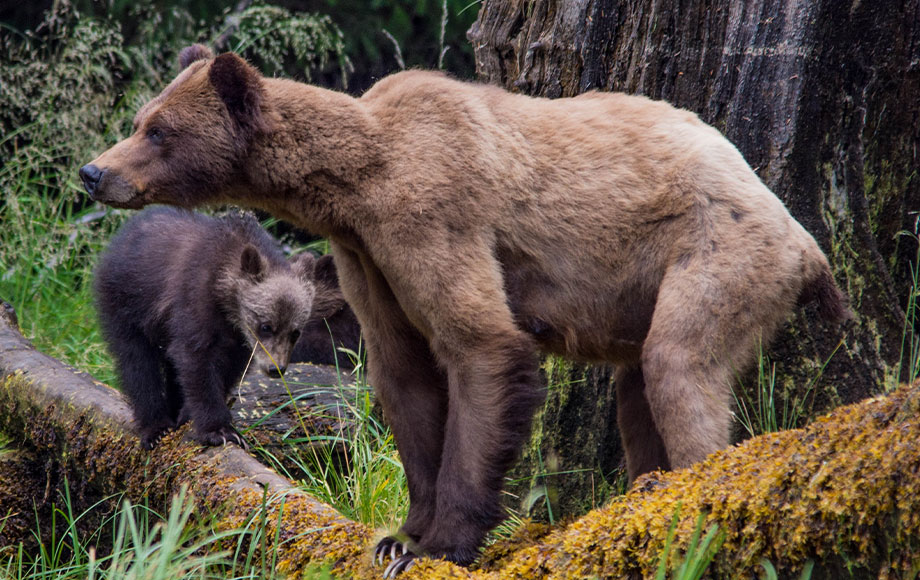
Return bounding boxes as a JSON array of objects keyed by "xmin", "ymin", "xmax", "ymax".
[{"xmin": 508, "ymin": 288, "xmax": 652, "ymax": 365}]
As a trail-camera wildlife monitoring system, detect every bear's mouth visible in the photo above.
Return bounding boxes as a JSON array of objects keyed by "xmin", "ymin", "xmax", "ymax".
[{"xmin": 81, "ymin": 169, "xmax": 148, "ymax": 209}]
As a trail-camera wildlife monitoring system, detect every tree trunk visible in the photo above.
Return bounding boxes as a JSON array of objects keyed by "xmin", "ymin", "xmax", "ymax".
[{"xmin": 469, "ymin": 0, "xmax": 920, "ymax": 518}]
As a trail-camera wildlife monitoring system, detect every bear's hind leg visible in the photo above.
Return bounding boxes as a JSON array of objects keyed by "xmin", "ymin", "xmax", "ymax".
[
  {"xmin": 614, "ymin": 365, "xmax": 670, "ymax": 482},
  {"xmin": 639, "ymin": 261, "xmax": 791, "ymax": 473}
]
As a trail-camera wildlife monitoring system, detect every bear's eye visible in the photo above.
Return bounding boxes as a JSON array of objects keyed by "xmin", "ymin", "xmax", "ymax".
[
  {"xmin": 290, "ymin": 329, "xmax": 301, "ymax": 343},
  {"xmin": 258, "ymin": 323, "xmax": 273, "ymax": 337},
  {"xmin": 146, "ymin": 127, "xmax": 165, "ymax": 145}
]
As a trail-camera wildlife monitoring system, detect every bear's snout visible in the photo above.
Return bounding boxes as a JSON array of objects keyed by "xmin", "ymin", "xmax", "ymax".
[
  {"xmin": 79, "ymin": 164, "xmax": 103, "ymax": 198},
  {"xmin": 265, "ymin": 364, "xmax": 287, "ymax": 378}
]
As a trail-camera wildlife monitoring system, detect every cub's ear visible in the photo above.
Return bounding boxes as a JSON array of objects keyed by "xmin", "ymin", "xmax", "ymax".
[
  {"xmin": 291, "ymin": 252, "xmax": 316, "ymax": 284},
  {"xmin": 240, "ymin": 245, "xmax": 267, "ymax": 282},
  {"xmin": 208, "ymin": 52, "xmax": 270, "ymax": 139},
  {"xmin": 178, "ymin": 44, "xmax": 214, "ymax": 70},
  {"xmin": 314, "ymin": 254, "xmax": 339, "ymax": 286}
]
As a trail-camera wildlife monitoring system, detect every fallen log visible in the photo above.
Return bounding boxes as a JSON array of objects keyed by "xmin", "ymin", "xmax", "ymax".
[{"xmin": 2, "ymin": 298, "xmax": 919, "ymax": 578}]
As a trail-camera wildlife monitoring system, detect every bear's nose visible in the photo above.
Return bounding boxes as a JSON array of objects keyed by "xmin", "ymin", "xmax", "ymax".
[
  {"xmin": 265, "ymin": 365, "xmax": 287, "ymax": 378},
  {"xmin": 79, "ymin": 164, "xmax": 103, "ymax": 197}
]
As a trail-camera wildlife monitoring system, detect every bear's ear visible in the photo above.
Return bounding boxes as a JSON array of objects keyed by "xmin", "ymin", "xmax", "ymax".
[
  {"xmin": 208, "ymin": 52, "xmax": 270, "ymax": 140},
  {"xmin": 314, "ymin": 254, "xmax": 339, "ymax": 286},
  {"xmin": 178, "ymin": 44, "xmax": 213, "ymax": 70},
  {"xmin": 240, "ymin": 245, "xmax": 267, "ymax": 282},
  {"xmin": 291, "ymin": 252, "xmax": 316, "ymax": 284}
]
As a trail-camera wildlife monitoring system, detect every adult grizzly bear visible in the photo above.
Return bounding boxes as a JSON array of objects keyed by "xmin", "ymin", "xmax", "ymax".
[
  {"xmin": 80, "ymin": 45, "xmax": 848, "ymax": 575},
  {"xmin": 94, "ymin": 206, "xmax": 315, "ymax": 449}
]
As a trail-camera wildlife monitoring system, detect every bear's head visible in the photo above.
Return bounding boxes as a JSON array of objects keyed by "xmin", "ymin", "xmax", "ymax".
[
  {"xmin": 79, "ymin": 44, "xmax": 270, "ymax": 209},
  {"xmin": 222, "ymin": 247, "xmax": 316, "ymax": 378},
  {"xmin": 291, "ymin": 254, "xmax": 363, "ymax": 368}
]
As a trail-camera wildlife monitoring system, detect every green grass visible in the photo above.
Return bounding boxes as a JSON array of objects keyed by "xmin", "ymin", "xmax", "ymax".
[
  {"xmin": 731, "ymin": 338, "xmax": 843, "ymax": 438},
  {"xmin": 247, "ymin": 348, "xmax": 409, "ymax": 531},
  {"xmin": 0, "ymin": 181, "xmax": 125, "ymax": 387},
  {"xmin": 895, "ymin": 217, "xmax": 920, "ymax": 387},
  {"xmin": 0, "ymin": 482, "xmax": 337, "ymax": 580},
  {"xmin": 654, "ymin": 507, "xmax": 725, "ymax": 580}
]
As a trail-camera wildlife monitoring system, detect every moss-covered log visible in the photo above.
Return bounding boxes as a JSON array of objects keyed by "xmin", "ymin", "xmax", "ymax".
[{"xmin": 401, "ymin": 380, "xmax": 920, "ymax": 579}]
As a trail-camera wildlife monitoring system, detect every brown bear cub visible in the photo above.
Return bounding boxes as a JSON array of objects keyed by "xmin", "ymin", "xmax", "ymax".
[
  {"xmin": 291, "ymin": 254, "xmax": 362, "ymax": 370},
  {"xmin": 81, "ymin": 45, "xmax": 848, "ymax": 575},
  {"xmin": 94, "ymin": 206, "xmax": 315, "ymax": 449}
]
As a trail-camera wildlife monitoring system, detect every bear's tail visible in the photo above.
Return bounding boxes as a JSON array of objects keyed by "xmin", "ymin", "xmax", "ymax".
[{"xmin": 797, "ymin": 264, "xmax": 852, "ymax": 323}]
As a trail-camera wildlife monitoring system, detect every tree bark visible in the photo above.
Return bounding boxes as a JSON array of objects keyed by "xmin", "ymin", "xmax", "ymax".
[{"xmin": 469, "ymin": 0, "xmax": 920, "ymax": 518}]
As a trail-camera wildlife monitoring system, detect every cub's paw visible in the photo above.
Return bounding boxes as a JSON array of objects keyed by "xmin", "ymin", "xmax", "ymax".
[
  {"xmin": 383, "ymin": 553, "xmax": 417, "ymax": 579},
  {"xmin": 374, "ymin": 536, "xmax": 409, "ymax": 566},
  {"xmin": 139, "ymin": 422, "xmax": 176, "ymax": 450},
  {"xmin": 194, "ymin": 424, "xmax": 248, "ymax": 449}
]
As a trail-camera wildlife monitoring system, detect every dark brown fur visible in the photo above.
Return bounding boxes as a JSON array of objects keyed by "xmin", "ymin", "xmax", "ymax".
[
  {"xmin": 290, "ymin": 254, "xmax": 362, "ymax": 369},
  {"xmin": 81, "ymin": 46, "xmax": 848, "ymax": 571},
  {"xmin": 93, "ymin": 207, "xmax": 314, "ymax": 449}
]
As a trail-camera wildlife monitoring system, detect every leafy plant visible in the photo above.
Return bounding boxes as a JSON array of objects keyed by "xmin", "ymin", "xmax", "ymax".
[
  {"xmin": 654, "ymin": 506, "xmax": 725, "ymax": 580},
  {"xmin": 732, "ymin": 339, "xmax": 842, "ymax": 438}
]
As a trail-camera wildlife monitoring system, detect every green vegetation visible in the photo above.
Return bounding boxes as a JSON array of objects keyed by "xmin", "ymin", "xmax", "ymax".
[
  {"xmin": 732, "ymin": 339, "xmax": 842, "ymax": 438},
  {"xmin": 0, "ymin": 481, "xmax": 336, "ymax": 580},
  {"xmin": 654, "ymin": 508, "xmax": 725, "ymax": 580},
  {"xmin": 248, "ymin": 352, "xmax": 410, "ymax": 530}
]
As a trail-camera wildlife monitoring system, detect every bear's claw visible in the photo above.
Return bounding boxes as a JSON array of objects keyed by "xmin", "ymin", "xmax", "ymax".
[
  {"xmin": 196, "ymin": 425, "xmax": 248, "ymax": 449},
  {"xmin": 383, "ymin": 554, "xmax": 416, "ymax": 578},
  {"xmin": 374, "ymin": 536, "xmax": 408, "ymax": 566}
]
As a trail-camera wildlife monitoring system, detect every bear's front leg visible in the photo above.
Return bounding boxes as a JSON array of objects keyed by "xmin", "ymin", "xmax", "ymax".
[
  {"xmin": 169, "ymin": 347, "xmax": 246, "ymax": 448},
  {"xmin": 329, "ymin": 244, "xmax": 450, "ymax": 567},
  {"xmin": 361, "ymin": 240, "xmax": 546, "ymax": 575},
  {"xmin": 405, "ymin": 334, "xmax": 543, "ymax": 568}
]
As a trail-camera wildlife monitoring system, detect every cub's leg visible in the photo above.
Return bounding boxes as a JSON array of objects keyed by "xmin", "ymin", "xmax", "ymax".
[
  {"xmin": 109, "ymin": 331, "xmax": 174, "ymax": 449},
  {"xmin": 163, "ymin": 361, "xmax": 184, "ymax": 425},
  {"xmin": 614, "ymin": 365, "xmax": 670, "ymax": 481},
  {"xmin": 330, "ymin": 245, "xmax": 449, "ymax": 565},
  {"xmin": 169, "ymin": 346, "xmax": 243, "ymax": 447}
]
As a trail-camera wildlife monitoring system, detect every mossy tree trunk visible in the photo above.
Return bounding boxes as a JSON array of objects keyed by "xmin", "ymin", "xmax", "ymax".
[{"xmin": 469, "ymin": 0, "xmax": 920, "ymax": 518}]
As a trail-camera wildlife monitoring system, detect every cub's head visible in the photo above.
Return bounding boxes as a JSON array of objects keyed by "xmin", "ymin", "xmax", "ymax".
[
  {"xmin": 79, "ymin": 44, "xmax": 269, "ymax": 209},
  {"xmin": 224, "ymin": 248, "xmax": 315, "ymax": 378}
]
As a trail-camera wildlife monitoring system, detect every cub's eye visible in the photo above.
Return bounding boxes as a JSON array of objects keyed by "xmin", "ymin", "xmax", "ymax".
[
  {"xmin": 290, "ymin": 329, "xmax": 301, "ymax": 343},
  {"xmin": 146, "ymin": 127, "xmax": 165, "ymax": 145},
  {"xmin": 258, "ymin": 323, "xmax": 273, "ymax": 337}
]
